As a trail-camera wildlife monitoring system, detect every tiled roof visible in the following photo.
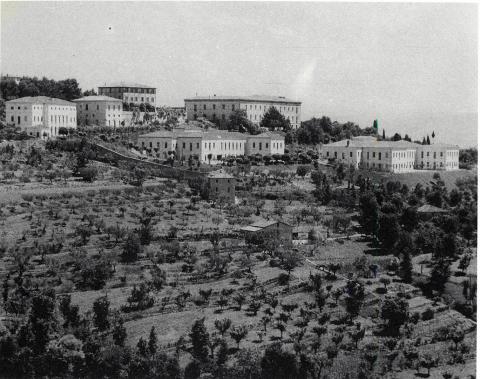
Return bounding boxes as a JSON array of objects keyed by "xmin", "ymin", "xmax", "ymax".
[
  {"xmin": 416, "ymin": 143, "xmax": 459, "ymax": 149},
  {"xmin": 324, "ymin": 138, "xmax": 418, "ymax": 149},
  {"xmin": 73, "ymin": 95, "xmax": 122, "ymax": 102},
  {"xmin": 207, "ymin": 170, "xmax": 235, "ymax": 179},
  {"xmin": 252, "ymin": 132, "xmax": 285, "ymax": 139},
  {"xmin": 139, "ymin": 131, "xmax": 174, "ymax": 138},
  {"xmin": 416, "ymin": 204, "xmax": 448, "ymax": 213},
  {"xmin": 202, "ymin": 131, "xmax": 247, "ymax": 140},
  {"xmin": 99, "ymin": 82, "xmax": 155, "ymax": 89},
  {"xmin": 184, "ymin": 95, "xmax": 301, "ymax": 104},
  {"xmin": 6, "ymin": 96, "xmax": 75, "ymax": 106}
]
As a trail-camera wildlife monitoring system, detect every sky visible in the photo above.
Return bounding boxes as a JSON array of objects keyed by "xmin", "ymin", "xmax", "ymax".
[{"xmin": 1, "ymin": 2, "xmax": 478, "ymax": 147}]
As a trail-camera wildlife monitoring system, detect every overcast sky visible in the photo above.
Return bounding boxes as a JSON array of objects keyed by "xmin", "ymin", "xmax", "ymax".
[{"xmin": 1, "ymin": 2, "xmax": 477, "ymax": 146}]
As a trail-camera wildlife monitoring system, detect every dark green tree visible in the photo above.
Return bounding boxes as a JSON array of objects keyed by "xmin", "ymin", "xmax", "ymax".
[{"xmin": 260, "ymin": 106, "xmax": 291, "ymax": 132}]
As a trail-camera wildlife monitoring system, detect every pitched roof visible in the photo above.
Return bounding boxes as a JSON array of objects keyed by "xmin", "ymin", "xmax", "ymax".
[
  {"xmin": 416, "ymin": 143, "xmax": 459, "ymax": 149},
  {"xmin": 73, "ymin": 95, "xmax": 122, "ymax": 102},
  {"xmin": 240, "ymin": 219, "xmax": 292, "ymax": 233},
  {"xmin": 99, "ymin": 82, "xmax": 155, "ymax": 89},
  {"xmin": 202, "ymin": 130, "xmax": 247, "ymax": 140},
  {"xmin": 324, "ymin": 138, "xmax": 418, "ymax": 149},
  {"xmin": 252, "ymin": 132, "xmax": 285, "ymax": 140},
  {"xmin": 6, "ymin": 96, "xmax": 75, "ymax": 106},
  {"xmin": 416, "ymin": 204, "xmax": 448, "ymax": 213},
  {"xmin": 184, "ymin": 95, "xmax": 301, "ymax": 104},
  {"xmin": 207, "ymin": 170, "xmax": 235, "ymax": 179},
  {"xmin": 139, "ymin": 130, "xmax": 175, "ymax": 138}
]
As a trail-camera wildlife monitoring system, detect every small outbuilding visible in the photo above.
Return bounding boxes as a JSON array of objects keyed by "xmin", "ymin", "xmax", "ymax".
[
  {"xmin": 207, "ymin": 170, "xmax": 235, "ymax": 204},
  {"xmin": 416, "ymin": 204, "xmax": 449, "ymax": 220},
  {"xmin": 240, "ymin": 219, "xmax": 293, "ymax": 245}
]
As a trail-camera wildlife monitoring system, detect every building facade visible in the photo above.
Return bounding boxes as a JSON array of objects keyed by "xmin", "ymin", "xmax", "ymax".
[
  {"xmin": 207, "ymin": 171, "xmax": 236, "ymax": 203},
  {"xmin": 245, "ymin": 132, "xmax": 285, "ymax": 156},
  {"xmin": 240, "ymin": 220, "xmax": 293, "ymax": 245},
  {"xmin": 184, "ymin": 95, "xmax": 302, "ymax": 129},
  {"xmin": 73, "ymin": 96, "xmax": 125, "ymax": 127},
  {"xmin": 5, "ymin": 96, "xmax": 77, "ymax": 139},
  {"xmin": 415, "ymin": 144, "xmax": 459, "ymax": 170},
  {"xmin": 98, "ymin": 82, "xmax": 156, "ymax": 106},
  {"xmin": 320, "ymin": 136, "xmax": 460, "ymax": 173},
  {"xmin": 137, "ymin": 126, "xmax": 285, "ymax": 164}
]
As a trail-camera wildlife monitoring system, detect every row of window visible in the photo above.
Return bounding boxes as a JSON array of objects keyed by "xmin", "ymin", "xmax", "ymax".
[
  {"xmin": 102, "ymin": 87, "xmax": 155, "ymax": 94},
  {"xmin": 9, "ymin": 105, "xmax": 75, "ymax": 111},
  {"xmin": 10, "ymin": 115, "xmax": 75, "ymax": 124},
  {"xmin": 79, "ymin": 104, "xmax": 122, "ymax": 111},
  {"xmin": 194, "ymin": 104, "xmax": 235, "ymax": 112},
  {"xmin": 124, "ymin": 96, "xmax": 154, "ymax": 103}
]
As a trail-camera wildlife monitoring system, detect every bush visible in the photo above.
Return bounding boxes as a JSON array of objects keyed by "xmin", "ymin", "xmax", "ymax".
[
  {"xmin": 78, "ymin": 167, "xmax": 98, "ymax": 182},
  {"xmin": 422, "ymin": 307, "xmax": 435, "ymax": 321},
  {"xmin": 277, "ymin": 273, "xmax": 290, "ymax": 286},
  {"xmin": 410, "ymin": 312, "xmax": 420, "ymax": 324}
]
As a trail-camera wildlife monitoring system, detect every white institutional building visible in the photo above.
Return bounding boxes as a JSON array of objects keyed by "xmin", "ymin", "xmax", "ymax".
[
  {"xmin": 184, "ymin": 95, "xmax": 302, "ymax": 129},
  {"xmin": 137, "ymin": 126, "xmax": 285, "ymax": 164},
  {"xmin": 73, "ymin": 96, "xmax": 126, "ymax": 127},
  {"xmin": 320, "ymin": 136, "xmax": 459, "ymax": 172},
  {"xmin": 5, "ymin": 96, "xmax": 77, "ymax": 139}
]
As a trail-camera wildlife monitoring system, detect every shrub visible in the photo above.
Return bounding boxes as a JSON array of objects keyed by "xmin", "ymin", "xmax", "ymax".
[
  {"xmin": 277, "ymin": 273, "xmax": 290, "ymax": 286},
  {"xmin": 422, "ymin": 307, "xmax": 434, "ymax": 321},
  {"xmin": 78, "ymin": 167, "xmax": 98, "ymax": 182}
]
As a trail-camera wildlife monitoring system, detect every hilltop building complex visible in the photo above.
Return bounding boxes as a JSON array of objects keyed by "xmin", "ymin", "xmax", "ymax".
[
  {"xmin": 5, "ymin": 96, "xmax": 76, "ymax": 139},
  {"xmin": 184, "ymin": 95, "xmax": 301, "ymax": 129},
  {"xmin": 320, "ymin": 136, "xmax": 459, "ymax": 172},
  {"xmin": 137, "ymin": 126, "xmax": 285, "ymax": 164}
]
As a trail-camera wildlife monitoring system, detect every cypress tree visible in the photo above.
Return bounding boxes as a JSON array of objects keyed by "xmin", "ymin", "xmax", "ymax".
[
  {"xmin": 189, "ymin": 318, "xmax": 210, "ymax": 362},
  {"xmin": 148, "ymin": 326, "xmax": 158, "ymax": 355}
]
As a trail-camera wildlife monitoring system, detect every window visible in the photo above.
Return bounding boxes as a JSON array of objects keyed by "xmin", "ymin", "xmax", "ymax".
[
  {"xmin": 165, "ymin": 142, "xmax": 167, "ymax": 148},
  {"xmin": 342, "ymin": 152, "xmax": 345, "ymax": 159},
  {"xmin": 266, "ymin": 143, "xmax": 269, "ymax": 148},
  {"xmin": 379, "ymin": 152, "xmax": 381, "ymax": 160},
  {"xmin": 213, "ymin": 104, "xmax": 216, "ymax": 110},
  {"xmin": 421, "ymin": 152, "xmax": 424, "ymax": 158},
  {"xmin": 86, "ymin": 104, "xmax": 89, "ymax": 110},
  {"xmin": 440, "ymin": 152, "xmax": 443, "ymax": 157},
  {"xmin": 367, "ymin": 152, "xmax": 370, "ymax": 159},
  {"xmin": 326, "ymin": 151, "xmax": 329, "ymax": 157},
  {"xmin": 350, "ymin": 152, "xmax": 352, "ymax": 158},
  {"xmin": 222, "ymin": 104, "xmax": 225, "ymax": 109},
  {"xmin": 197, "ymin": 143, "xmax": 200, "ymax": 149},
  {"xmin": 253, "ymin": 142, "xmax": 256, "ymax": 148},
  {"xmin": 373, "ymin": 152, "xmax": 376, "ymax": 158},
  {"xmin": 434, "ymin": 152, "xmax": 436, "ymax": 159},
  {"xmin": 10, "ymin": 116, "xmax": 13, "ymax": 122},
  {"xmin": 182, "ymin": 142, "xmax": 185, "ymax": 148},
  {"xmin": 334, "ymin": 151, "xmax": 337, "ymax": 158},
  {"xmin": 203, "ymin": 104, "xmax": 206, "ymax": 110}
]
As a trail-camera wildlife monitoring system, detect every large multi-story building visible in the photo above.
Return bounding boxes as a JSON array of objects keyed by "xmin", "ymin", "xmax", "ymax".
[
  {"xmin": 73, "ymin": 96, "xmax": 125, "ymax": 127},
  {"xmin": 320, "ymin": 136, "xmax": 459, "ymax": 173},
  {"xmin": 5, "ymin": 96, "xmax": 77, "ymax": 139},
  {"xmin": 98, "ymin": 82, "xmax": 156, "ymax": 106},
  {"xmin": 184, "ymin": 95, "xmax": 302, "ymax": 129},
  {"xmin": 137, "ymin": 126, "xmax": 285, "ymax": 164}
]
